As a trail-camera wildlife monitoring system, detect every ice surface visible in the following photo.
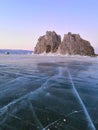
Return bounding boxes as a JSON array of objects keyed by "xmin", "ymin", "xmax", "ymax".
[
  {"xmin": 67, "ymin": 69, "xmax": 96, "ymax": 130},
  {"xmin": 0, "ymin": 54, "xmax": 98, "ymax": 130}
]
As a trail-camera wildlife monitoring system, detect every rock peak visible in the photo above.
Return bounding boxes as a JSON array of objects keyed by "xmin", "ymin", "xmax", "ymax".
[
  {"xmin": 68, "ymin": 32, "xmax": 72, "ymax": 35},
  {"xmin": 34, "ymin": 31, "xmax": 61, "ymax": 54}
]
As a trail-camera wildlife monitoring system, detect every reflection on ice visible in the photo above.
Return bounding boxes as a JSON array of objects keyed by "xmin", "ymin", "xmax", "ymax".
[
  {"xmin": 0, "ymin": 55, "xmax": 98, "ymax": 130},
  {"xmin": 58, "ymin": 67, "xmax": 64, "ymax": 77}
]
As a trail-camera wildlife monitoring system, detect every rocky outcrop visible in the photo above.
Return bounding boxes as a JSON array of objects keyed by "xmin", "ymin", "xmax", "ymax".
[
  {"xmin": 58, "ymin": 32, "xmax": 95, "ymax": 56},
  {"xmin": 34, "ymin": 31, "xmax": 61, "ymax": 54},
  {"xmin": 34, "ymin": 31, "xmax": 95, "ymax": 56}
]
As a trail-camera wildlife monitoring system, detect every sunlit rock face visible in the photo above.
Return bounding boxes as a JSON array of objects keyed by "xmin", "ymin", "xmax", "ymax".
[
  {"xmin": 58, "ymin": 32, "xmax": 95, "ymax": 56},
  {"xmin": 34, "ymin": 31, "xmax": 95, "ymax": 56},
  {"xmin": 34, "ymin": 31, "xmax": 61, "ymax": 54}
]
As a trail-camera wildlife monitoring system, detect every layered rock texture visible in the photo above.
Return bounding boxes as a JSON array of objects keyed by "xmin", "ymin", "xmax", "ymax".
[{"xmin": 34, "ymin": 31, "xmax": 95, "ymax": 56}]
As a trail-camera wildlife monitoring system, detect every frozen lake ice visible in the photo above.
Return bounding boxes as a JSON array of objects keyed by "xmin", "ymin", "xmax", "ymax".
[{"xmin": 0, "ymin": 54, "xmax": 98, "ymax": 130}]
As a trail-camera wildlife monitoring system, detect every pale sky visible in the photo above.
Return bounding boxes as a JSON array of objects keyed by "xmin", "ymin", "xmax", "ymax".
[{"xmin": 0, "ymin": 0, "xmax": 98, "ymax": 53}]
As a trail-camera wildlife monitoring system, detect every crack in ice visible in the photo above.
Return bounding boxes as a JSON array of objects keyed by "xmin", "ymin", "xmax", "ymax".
[{"xmin": 67, "ymin": 68, "xmax": 96, "ymax": 130}]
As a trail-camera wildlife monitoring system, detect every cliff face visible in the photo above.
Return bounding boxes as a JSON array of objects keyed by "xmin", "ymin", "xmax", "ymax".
[
  {"xmin": 58, "ymin": 32, "xmax": 95, "ymax": 56},
  {"xmin": 34, "ymin": 31, "xmax": 95, "ymax": 56},
  {"xmin": 34, "ymin": 31, "xmax": 61, "ymax": 54}
]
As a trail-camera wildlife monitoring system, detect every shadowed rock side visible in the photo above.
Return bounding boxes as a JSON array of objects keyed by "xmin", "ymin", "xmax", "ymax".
[
  {"xmin": 34, "ymin": 31, "xmax": 95, "ymax": 56},
  {"xmin": 34, "ymin": 31, "xmax": 61, "ymax": 54}
]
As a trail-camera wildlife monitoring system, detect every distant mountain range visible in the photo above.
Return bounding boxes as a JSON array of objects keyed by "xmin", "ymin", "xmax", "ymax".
[{"xmin": 0, "ymin": 49, "xmax": 33, "ymax": 54}]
